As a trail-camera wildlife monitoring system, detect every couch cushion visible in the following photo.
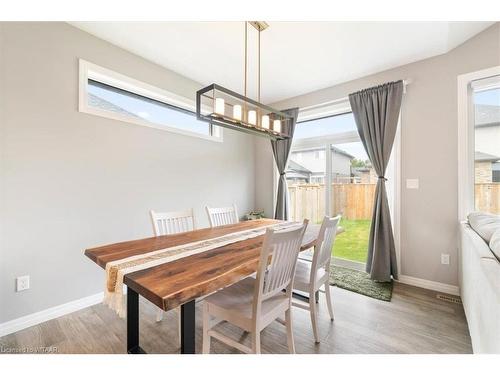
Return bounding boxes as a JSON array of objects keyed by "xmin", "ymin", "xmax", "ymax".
[
  {"xmin": 489, "ymin": 228, "xmax": 500, "ymax": 261},
  {"xmin": 468, "ymin": 212, "xmax": 500, "ymax": 243}
]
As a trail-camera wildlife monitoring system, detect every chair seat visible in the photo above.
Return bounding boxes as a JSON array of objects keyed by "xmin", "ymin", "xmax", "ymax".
[
  {"xmin": 204, "ymin": 277, "xmax": 289, "ymax": 331},
  {"xmin": 293, "ymin": 260, "xmax": 328, "ymax": 292}
]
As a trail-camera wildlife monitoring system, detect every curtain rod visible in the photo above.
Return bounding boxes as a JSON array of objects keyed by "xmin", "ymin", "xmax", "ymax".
[{"xmin": 300, "ymin": 79, "xmax": 412, "ymax": 112}]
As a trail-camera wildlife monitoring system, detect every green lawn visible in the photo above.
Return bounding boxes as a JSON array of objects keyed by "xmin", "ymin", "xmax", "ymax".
[{"xmin": 333, "ymin": 219, "xmax": 371, "ymax": 263}]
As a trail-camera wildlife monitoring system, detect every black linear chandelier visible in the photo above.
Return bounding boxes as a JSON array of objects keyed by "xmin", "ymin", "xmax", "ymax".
[{"xmin": 196, "ymin": 21, "xmax": 292, "ymax": 140}]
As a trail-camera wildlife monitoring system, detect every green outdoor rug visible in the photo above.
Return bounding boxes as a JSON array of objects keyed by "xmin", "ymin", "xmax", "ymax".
[{"xmin": 329, "ymin": 265, "xmax": 393, "ymax": 302}]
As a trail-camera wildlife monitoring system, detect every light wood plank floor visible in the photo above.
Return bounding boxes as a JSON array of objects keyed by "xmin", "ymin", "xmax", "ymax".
[{"xmin": 0, "ymin": 283, "xmax": 472, "ymax": 354}]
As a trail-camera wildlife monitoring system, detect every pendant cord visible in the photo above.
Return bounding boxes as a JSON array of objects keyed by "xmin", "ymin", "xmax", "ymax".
[
  {"xmin": 244, "ymin": 22, "xmax": 247, "ymax": 98},
  {"xmin": 258, "ymin": 27, "xmax": 261, "ymax": 103},
  {"xmin": 244, "ymin": 22, "xmax": 265, "ymax": 103}
]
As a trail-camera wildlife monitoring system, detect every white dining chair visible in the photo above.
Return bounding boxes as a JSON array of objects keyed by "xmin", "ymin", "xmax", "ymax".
[
  {"xmin": 149, "ymin": 209, "xmax": 196, "ymax": 329},
  {"xmin": 292, "ymin": 215, "xmax": 341, "ymax": 343},
  {"xmin": 150, "ymin": 208, "xmax": 195, "ymax": 236},
  {"xmin": 202, "ymin": 220, "xmax": 309, "ymax": 354},
  {"xmin": 205, "ymin": 204, "xmax": 239, "ymax": 227}
]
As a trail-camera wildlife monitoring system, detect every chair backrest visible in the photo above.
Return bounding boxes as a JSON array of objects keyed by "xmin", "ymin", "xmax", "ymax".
[
  {"xmin": 205, "ymin": 204, "xmax": 239, "ymax": 227},
  {"xmin": 254, "ymin": 220, "xmax": 309, "ymax": 306},
  {"xmin": 311, "ymin": 215, "xmax": 341, "ymax": 278},
  {"xmin": 150, "ymin": 209, "xmax": 195, "ymax": 236}
]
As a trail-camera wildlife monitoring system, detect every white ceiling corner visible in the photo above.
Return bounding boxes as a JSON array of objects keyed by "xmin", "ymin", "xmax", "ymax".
[{"xmin": 70, "ymin": 21, "xmax": 494, "ymax": 103}]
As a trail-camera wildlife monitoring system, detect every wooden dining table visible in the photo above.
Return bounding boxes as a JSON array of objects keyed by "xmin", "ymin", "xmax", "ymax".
[{"xmin": 84, "ymin": 219, "xmax": 320, "ymax": 354}]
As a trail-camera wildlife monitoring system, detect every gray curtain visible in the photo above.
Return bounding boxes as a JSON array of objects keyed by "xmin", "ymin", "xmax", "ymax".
[
  {"xmin": 348, "ymin": 81, "xmax": 403, "ymax": 281},
  {"xmin": 271, "ymin": 108, "xmax": 299, "ymax": 220}
]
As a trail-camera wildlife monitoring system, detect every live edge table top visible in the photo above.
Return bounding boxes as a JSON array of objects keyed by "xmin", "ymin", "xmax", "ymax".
[{"xmin": 84, "ymin": 219, "xmax": 319, "ymax": 312}]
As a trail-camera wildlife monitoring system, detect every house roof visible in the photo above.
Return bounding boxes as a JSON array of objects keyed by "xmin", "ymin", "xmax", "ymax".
[
  {"xmin": 88, "ymin": 93, "xmax": 142, "ymax": 119},
  {"xmin": 475, "ymin": 151, "xmax": 500, "ymax": 162},
  {"xmin": 287, "ymin": 159, "xmax": 312, "ymax": 174},
  {"xmin": 286, "ymin": 160, "xmax": 312, "ymax": 180},
  {"xmin": 290, "ymin": 145, "xmax": 355, "ymax": 160},
  {"xmin": 475, "ymin": 104, "xmax": 500, "ymax": 128},
  {"xmin": 331, "ymin": 146, "xmax": 355, "ymax": 160}
]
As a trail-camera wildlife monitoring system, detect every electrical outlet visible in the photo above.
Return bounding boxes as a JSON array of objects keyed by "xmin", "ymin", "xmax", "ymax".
[
  {"xmin": 16, "ymin": 275, "xmax": 30, "ymax": 292},
  {"xmin": 441, "ymin": 254, "xmax": 450, "ymax": 265}
]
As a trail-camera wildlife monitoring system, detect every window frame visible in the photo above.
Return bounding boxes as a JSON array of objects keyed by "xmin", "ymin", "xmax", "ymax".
[
  {"xmin": 273, "ymin": 98, "xmax": 401, "ymax": 274},
  {"xmin": 78, "ymin": 59, "xmax": 222, "ymax": 142},
  {"xmin": 457, "ymin": 66, "xmax": 500, "ymax": 220}
]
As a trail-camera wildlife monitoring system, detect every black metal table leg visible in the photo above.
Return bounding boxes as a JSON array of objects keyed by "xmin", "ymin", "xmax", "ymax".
[
  {"xmin": 127, "ymin": 286, "xmax": 145, "ymax": 354},
  {"xmin": 180, "ymin": 300, "xmax": 196, "ymax": 354}
]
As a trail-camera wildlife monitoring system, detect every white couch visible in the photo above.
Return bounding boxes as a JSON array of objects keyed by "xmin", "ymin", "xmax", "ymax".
[{"xmin": 459, "ymin": 216, "xmax": 500, "ymax": 353}]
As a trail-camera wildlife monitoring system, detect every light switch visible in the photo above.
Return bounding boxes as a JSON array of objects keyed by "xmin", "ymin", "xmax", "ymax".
[
  {"xmin": 406, "ymin": 179, "xmax": 419, "ymax": 189},
  {"xmin": 441, "ymin": 254, "xmax": 450, "ymax": 265}
]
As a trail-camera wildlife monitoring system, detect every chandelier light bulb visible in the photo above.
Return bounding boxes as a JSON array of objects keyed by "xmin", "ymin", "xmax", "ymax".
[
  {"xmin": 261, "ymin": 115, "xmax": 270, "ymax": 129},
  {"xmin": 248, "ymin": 110, "xmax": 257, "ymax": 125},
  {"xmin": 214, "ymin": 98, "xmax": 225, "ymax": 116},
  {"xmin": 273, "ymin": 120, "xmax": 282, "ymax": 133},
  {"xmin": 233, "ymin": 105, "xmax": 242, "ymax": 120}
]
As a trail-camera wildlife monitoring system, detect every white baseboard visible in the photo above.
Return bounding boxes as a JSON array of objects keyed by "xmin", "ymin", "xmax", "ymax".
[
  {"xmin": 0, "ymin": 292, "xmax": 103, "ymax": 338},
  {"xmin": 397, "ymin": 274, "xmax": 460, "ymax": 296},
  {"xmin": 0, "ymin": 274, "xmax": 460, "ymax": 338}
]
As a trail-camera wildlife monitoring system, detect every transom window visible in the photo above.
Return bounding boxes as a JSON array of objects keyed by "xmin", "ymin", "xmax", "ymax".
[
  {"xmin": 79, "ymin": 60, "xmax": 221, "ymax": 141},
  {"xmin": 294, "ymin": 112, "xmax": 358, "ymax": 139}
]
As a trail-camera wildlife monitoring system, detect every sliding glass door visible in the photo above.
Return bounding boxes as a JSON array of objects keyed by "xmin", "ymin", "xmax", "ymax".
[
  {"xmin": 329, "ymin": 140, "xmax": 374, "ymax": 269},
  {"xmin": 286, "ymin": 112, "xmax": 378, "ymax": 270}
]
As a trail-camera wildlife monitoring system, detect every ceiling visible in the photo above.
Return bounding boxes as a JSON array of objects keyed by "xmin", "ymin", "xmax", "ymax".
[{"xmin": 71, "ymin": 22, "xmax": 494, "ymax": 104}]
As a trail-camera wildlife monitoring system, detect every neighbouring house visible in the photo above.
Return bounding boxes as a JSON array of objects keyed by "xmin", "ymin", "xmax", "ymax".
[
  {"xmin": 288, "ymin": 146, "xmax": 354, "ymax": 184},
  {"xmin": 475, "ymin": 104, "xmax": 500, "ymax": 182},
  {"xmin": 494, "ymin": 163, "xmax": 500, "ymax": 182},
  {"xmin": 475, "ymin": 151, "xmax": 500, "ymax": 183},
  {"xmin": 286, "ymin": 159, "xmax": 312, "ymax": 183},
  {"xmin": 352, "ymin": 164, "xmax": 378, "ymax": 184},
  {"xmin": 88, "ymin": 93, "xmax": 143, "ymax": 119}
]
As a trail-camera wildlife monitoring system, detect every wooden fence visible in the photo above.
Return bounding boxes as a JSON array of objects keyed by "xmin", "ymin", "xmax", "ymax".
[
  {"xmin": 288, "ymin": 183, "xmax": 376, "ymax": 222},
  {"xmin": 475, "ymin": 183, "xmax": 500, "ymax": 214},
  {"xmin": 288, "ymin": 182, "xmax": 500, "ymax": 222}
]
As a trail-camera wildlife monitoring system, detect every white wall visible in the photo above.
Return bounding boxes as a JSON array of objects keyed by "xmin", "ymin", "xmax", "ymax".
[
  {"xmin": 256, "ymin": 23, "xmax": 500, "ymax": 287},
  {"xmin": 0, "ymin": 22, "xmax": 256, "ymax": 323}
]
